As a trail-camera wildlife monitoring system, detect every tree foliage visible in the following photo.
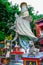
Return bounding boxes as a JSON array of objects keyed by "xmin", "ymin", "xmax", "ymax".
[
  {"xmin": 0, "ymin": 31, "xmax": 5, "ymax": 41},
  {"xmin": 0, "ymin": 0, "xmax": 20, "ymax": 40}
]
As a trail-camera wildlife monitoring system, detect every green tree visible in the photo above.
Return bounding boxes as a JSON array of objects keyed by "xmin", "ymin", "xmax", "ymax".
[
  {"xmin": 0, "ymin": 31, "xmax": 5, "ymax": 41},
  {"xmin": 0, "ymin": 0, "xmax": 20, "ymax": 40}
]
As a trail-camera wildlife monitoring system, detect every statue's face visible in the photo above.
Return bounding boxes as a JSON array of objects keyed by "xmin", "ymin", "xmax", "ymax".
[{"xmin": 21, "ymin": 5, "xmax": 27, "ymax": 13}]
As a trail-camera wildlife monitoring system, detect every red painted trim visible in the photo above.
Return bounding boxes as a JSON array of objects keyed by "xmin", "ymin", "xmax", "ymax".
[
  {"xmin": 10, "ymin": 51, "xmax": 24, "ymax": 54},
  {"xmin": 22, "ymin": 58, "xmax": 39, "ymax": 61}
]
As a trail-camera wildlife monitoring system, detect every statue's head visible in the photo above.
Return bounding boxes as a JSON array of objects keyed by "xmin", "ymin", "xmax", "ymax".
[
  {"xmin": 20, "ymin": 2, "xmax": 27, "ymax": 8},
  {"xmin": 20, "ymin": 2, "xmax": 29, "ymax": 17},
  {"xmin": 20, "ymin": 2, "xmax": 27, "ymax": 13}
]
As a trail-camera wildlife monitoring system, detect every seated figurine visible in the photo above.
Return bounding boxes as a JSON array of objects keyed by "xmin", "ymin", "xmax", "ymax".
[
  {"xmin": 28, "ymin": 41, "xmax": 39, "ymax": 56},
  {"xmin": 4, "ymin": 41, "xmax": 11, "ymax": 58}
]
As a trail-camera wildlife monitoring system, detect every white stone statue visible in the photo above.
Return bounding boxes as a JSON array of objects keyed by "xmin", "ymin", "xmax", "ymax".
[
  {"xmin": 10, "ymin": 2, "xmax": 38, "ymax": 49},
  {"xmin": 10, "ymin": 2, "xmax": 37, "ymax": 42}
]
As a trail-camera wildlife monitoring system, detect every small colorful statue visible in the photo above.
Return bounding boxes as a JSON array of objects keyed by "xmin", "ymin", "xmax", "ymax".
[
  {"xmin": 28, "ymin": 41, "xmax": 39, "ymax": 56},
  {"xmin": 4, "ymin": 40, "xmax": 11, "ymax": 58}
]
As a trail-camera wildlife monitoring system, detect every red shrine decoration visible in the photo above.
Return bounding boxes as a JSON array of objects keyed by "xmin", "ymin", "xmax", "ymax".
[
  {"xmin": 35, "ymin": 18, "xmax": 43, "ymax": 38},
  {"xmin": 10, "ymin": 43, "xmax": 24, "ymax": 61},
  {"xmin": 10, "ymin": 43, "xmax": 24, "ymax": 54},
  {"xmin": 35, "ymin": 18, "xmax": 43, "ymax": 51},
  {"xmin": 22, "ymin": 57, "xmax": 43, "ymax": 65},
  {"xmin": 10, "ymin": 51, "xmax": 23, "ymax": 54}
]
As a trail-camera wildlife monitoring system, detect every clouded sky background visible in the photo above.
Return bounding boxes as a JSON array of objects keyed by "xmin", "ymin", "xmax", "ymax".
[{"xmin": 8, "ymin": 0, "xmax": 43, "ymax": 14}]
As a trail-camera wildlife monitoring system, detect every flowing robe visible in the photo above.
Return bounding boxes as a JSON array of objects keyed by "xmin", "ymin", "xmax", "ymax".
[{"xmin": 15, "ymin": 16, "xmax": 37, "ymax": 40}]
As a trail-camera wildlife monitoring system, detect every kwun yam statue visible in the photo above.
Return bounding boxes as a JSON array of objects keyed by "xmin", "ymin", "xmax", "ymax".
[{"xmin": 10, "ymin": 2, "xmax": 38, "ymax": 49}]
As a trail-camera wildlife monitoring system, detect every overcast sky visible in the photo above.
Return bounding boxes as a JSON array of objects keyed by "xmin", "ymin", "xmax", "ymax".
[{"xmin": 8, "ymin": 0, "xmax": 43, "ymax": 14}]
